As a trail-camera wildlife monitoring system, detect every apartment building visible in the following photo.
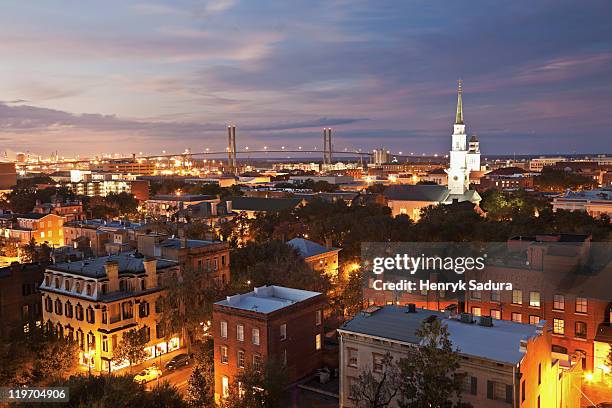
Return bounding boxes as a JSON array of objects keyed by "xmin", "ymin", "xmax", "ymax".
[
  {"xmin": 39, "ymin": 254, "xmax": 181, "ymax": 372},
  {"xmin": 465, "ymin": 234, "xmax": 611, "ymax": 373},
  {"xmin": 63, "ymin": 219, "xmax": 144, "ymax": 256},
  {"xmin": 338, "ymin": 306, "xmax": 581, "ymax": 408},
  {"xmin": 145, "ymin": 194, "xmax": 219, "ymax": 219},
  {"xmin": 212, "ymin": 286, "xmax": 326, "ymax": 402},
  {"xmin": 137, "ymin": 233, "xmax": 230, "ymax": 285},
  {"xmin": 33, "ymin": 201, "xmax": 85, "ymax": 222},
  {"xmin": 0, "ymin": 263, "xmax": 44, "ymax": 339}
]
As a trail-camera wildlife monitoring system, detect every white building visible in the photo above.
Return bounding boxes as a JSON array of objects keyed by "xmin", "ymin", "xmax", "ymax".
[
  {"xmin": 446, "ymin": 81, "xmax": 480, "ymax": 194},
  {"xmin": 552, "ymin": 188, "xmax": 612, "ymax": 219}
]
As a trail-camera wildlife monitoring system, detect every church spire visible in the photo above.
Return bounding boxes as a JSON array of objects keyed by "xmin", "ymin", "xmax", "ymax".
[{"xmin": 455, "ymin": 79, "xmax": 464, "ymax": 125}]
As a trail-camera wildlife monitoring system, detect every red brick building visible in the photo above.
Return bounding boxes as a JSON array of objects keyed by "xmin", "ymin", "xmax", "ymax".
[{"xmin": 212, "ymin": 285, "xmax": 326, "ymax": 401}]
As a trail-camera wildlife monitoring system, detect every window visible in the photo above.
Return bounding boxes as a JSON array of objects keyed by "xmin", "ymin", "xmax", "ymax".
[
  {"xmin": 121, "ymin": 302, "xmax": 133, "ymax": 319},
  {"xmin": 54, "ymin": 299, "xmax": 63, "ymax": 315},
  {"xmin": 575, "ymin": 321, "xmax": 587, "ymax": 339},
  {"xmin": 64, "ymin": 280, "xmax": 71, "ymax": 291},
  {"xmin": 553, "ymin": 318, "xmax": 565, "ymax": 335},
  {"xmin": 102, "ymin": 336, "xmax": 108, "ymax": 352},
  {"xmin": 315, "ymin": 334, "xmax": 322, "ymax": 351},
  {"xmin": 220, "ymin": 346, "xmax": 228, "ymax": 364},
  {"xmin": 156, "ymin": 323, "xmax": 165, "ymax": 339},
  {"xmin": 253, "ymin": 354, "xmax": 262, "ymax": 371},
  {"xmin": 139, "ymin": 301, "xmax": 149, "ymax": 318},
  {"xmin": 280, "ymin": 323, "xmax": 287, "ymax": 341},
  {"xmin": 86, "ymin": 307, "xmax": 95, "ymax": 324},
  {"xmin": 102, "ymin": 307, "xmax": 107, "ymax": 324},
  {"xmin": 220, "ymin": 321, "xmax": 228, "ymax": 338},
  {"xmin": 75, "ymin": 304, "xmax": 84, "ymax": 321},
  {"xmin": 237, "ymin": 350, "xmax": 245, "ymax": 368},
  {"xmin": 237, "ymin": 324, "xmax": 244, "ymax": 342},
  {"xmin": 576, "ymin": 297, "xmax": 587, "ymax": 314},
  {"xmin": 491, "ymin": 290, "xmax": 500, "ymax": 302},
  {"xmin": 529, "ymin": 315, "xmax": 540, "ymax": 325},
  {"xmin": 521, "ymin": 380, "xmax": 525, "ymax": 402},
  {"xmin": 373, "ymin": 353, "xmax": 384, "ymax": 373},
  {"xmin": 471, "ymin": 307, "xmax": 481, "ymax": 317},
  {"xmin": 512, "ymin": 290, "xmax": 522, "ymax": 305},
  {"xmin": 487, "ymin": 380, "xmax": 512, "ymax": 402},
  {"xmin": 252, "ymin": 328, "xmax": 260, "ymax": 345},
  {"xmin": 553, "ymin": 294, "xmax": 565, "ymax": 311},
  {"xmin": 86, "ymin": 284, "xmax": 93, "ymax": 296},
  {"xmin": 490, "ymin": 309, "xmax": 501, "ymax": 320},
  {"xmin": 347, "ymin": 348, "xmax": 358, "ymax": 368},
  {"xmin": 282, "ymin": 349, "xmax": 287, "ymax": 366},
  {"xmin": 471, "ymin": 290, "xmax": 481, "ymax": 300},
  {"xmin": 529, "ymin": 292, "xmax": 540, "ymax": 308},
  {"xmin": 315, "ymin": 310, "xmax": 322, "ymax": 326},
  {"xmin": 511, "ymin": 312, "xmax": 522, "ymax": 323},
  {"xmin": 65, "ymin": 301, "xmax": 73, "ymax": 318},
  {"xmin": 222, "ymin": 376, "xmax": 229, "ymax": 398}
]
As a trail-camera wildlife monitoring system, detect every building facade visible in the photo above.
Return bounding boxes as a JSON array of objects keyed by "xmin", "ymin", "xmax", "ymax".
[
  {"xmin": 39, "ymin": 254, "xmax": 181, "ymax": 372},
  {"xmin": 213, "ymin": 286, "xmax": 326, "ymax": 402}
]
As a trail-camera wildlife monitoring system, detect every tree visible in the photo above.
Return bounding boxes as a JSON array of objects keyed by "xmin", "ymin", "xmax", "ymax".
[
  {"xmin": 31, "ymin": 335, "xmax": 79, "ymax": 384},
  {"xmin": 112, "ymin": 328, "xmax": 149, "ymax": 371},
  {"xmin": 397, "ymin": 318, "xmax": 469, "ymax": 408},
  {"xmin": 19, "ymin": 374, "xmax": 187, "ymax": 408},
  {"xmin": 350, "ymin": 352, "xmax": 401, "ymax": 408},
  {"xmin": 186, "ymin": 363, "xmax": 215, "ymax": 408},
  {"xmin": 220, "ymin": 361, "xmax": 288, "ymax": 408}
]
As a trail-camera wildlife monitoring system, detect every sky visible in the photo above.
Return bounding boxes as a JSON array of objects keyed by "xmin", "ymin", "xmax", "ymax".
[{"xmin": 1, "ymin": 0, "xmax": 611, "ymax": 158}]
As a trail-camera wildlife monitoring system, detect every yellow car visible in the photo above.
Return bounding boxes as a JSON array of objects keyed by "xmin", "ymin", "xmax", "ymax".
[{"xmin": 133, "ymin": 366, "xmax": 162, "ymax": 384}]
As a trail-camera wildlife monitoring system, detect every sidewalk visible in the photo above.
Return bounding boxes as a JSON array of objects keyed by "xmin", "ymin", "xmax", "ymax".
[{"xmin": 117, "ymin": 347, "xmax": 188, "ymax": 377}]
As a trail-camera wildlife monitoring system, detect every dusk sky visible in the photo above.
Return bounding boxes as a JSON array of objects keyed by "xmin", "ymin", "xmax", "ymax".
[{"xmin": 1, "ymin": 0, "xmax": 611, "ymax": 158}]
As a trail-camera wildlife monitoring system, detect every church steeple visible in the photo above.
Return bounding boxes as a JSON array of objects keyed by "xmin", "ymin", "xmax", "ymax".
[{"xmin": 455, "ymin": 79, "xmax": 464, "ymax": 125}]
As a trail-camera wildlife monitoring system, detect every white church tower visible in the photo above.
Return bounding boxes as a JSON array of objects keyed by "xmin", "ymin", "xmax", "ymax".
[{"xmin": 446, "ymin": 80, "xmax": 471, "ymax": 195}]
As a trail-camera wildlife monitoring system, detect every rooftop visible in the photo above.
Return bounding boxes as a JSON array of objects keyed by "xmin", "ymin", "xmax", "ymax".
[
  {"xmin": 151, "ymin": 194, "xmax": 217, "ymax": 202},
  {"xmin": 159, "ymin": 237, "xmax": 220, "ymax": 249},
  {"xmin": 215, "ymin": 285, "xmax": 322, "ymax": 314},
  {"xmin": 48, "ymin": 253, "xmax": 178, "ymax": 278},
  {"xmin": 287, "ymin": 237, "xmax": 339, "ymax": 258},
  {"xmin": 556, "ymin": 188, "xmax": 611, "ymax": 201},
  {"xmin": 384, "ymin": 184, "xmax": 450, "ymax": 202},
  {"xmin": 340, "ymin": 306, "xmax": 542, "ymax": 365}
]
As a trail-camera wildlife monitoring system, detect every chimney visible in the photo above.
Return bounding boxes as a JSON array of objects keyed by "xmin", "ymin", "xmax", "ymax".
[
  {"xmin": 105, "ymin": 260, "xmax": 120, "ymax": 292},
  {"xmin": 406, "ymin": 303, "xmax": 417, "ymax": 313},
  {"xmin": 143, "ymin": 257, "xmax": 157, "ymax": 289},
  {"xmin": 178, "ymin": 228, "xmax": 187, "ymax": 249},
  {"xmin": 226, "ymin": 200, "xmax": 233, "ymax": 212}
]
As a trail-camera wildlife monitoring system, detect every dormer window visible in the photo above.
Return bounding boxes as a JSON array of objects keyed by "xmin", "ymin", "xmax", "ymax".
[
  {"xmin": 75, "ymin": 281, "xmax": 82, "ymax": 293},
  {"xmin": 100, "ymin": 283, "xmax": 108, "ymax": 295},
  {"xmin": 64, "ymin": 280, "xmax": 71, "ymax": 291},
  {"xmin": 45, "ymin": 275, "xmax": 51, "ymax": 287},
  {"xmin": 86, "ymin": 284, "xmax": 93, "ymax": 297},
  {"xmin": 55, "ymin": 277, "xmax": 61, "ymax": 288}
]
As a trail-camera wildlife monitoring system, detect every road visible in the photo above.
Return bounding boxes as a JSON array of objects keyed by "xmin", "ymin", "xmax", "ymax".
[{"xmin": 145, "ymin": 364, "xmax": 194, "ymax": 394}]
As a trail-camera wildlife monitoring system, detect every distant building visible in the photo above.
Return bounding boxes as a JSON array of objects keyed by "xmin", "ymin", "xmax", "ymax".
[
  {"xmin": 145, "ymin": 194, "xmax": 219, "ymax": 219},
  {"xmin": 213, "ymin": 286, "xmax": 326, "ymax": 402},
  {"xmin": 89, "ymin": 160, "xmax": 156, "ymax": 175},
  {"xmin": 338, "ymin": 305, "xmax": 581, "ymax": 408},
  {"xmin": 289, "ymin": 175, "xmax": 353, "ymax": 185},
  {"xmin": 33, "ymin": 201, "xmax": 85, "ymax": 222},
  {"xmin": 551, "ymin": 188, "xmax": 611, "ymax": 219},
  {"xmin": 384, "ymin": 184, "xmax": 481, "ymax": 220},
  {"xmin": 287, "ymin": 237, "xmax": 341, "ymax": 277},
  {"xmin": 0, "ymin": 213, "xmax": 65, "ymax": 247},
  {"xmin": 0, "ymin": 263, "xmax": 43, "ymax": 340},
  {"xmin": 185, "ymin": 177, "xmax": 236, "ymax": 188},
  {"xmin": 419, "ymin": 168, "xmax": 448, "ymax": 185},
  {"xmin": 137, "ymin": 233, "xmax": 230, "ymax": 285},
  {"xmin": 0, "ymin": 162, "xmax": 17, "ymax": 190},
  {"xmin": 273, "ymin": 163, "xmax": 321, "ymax": 172},
  {"xmin": 478, "ymin": 167, "xmax": 535, "ymax": 191},
  {"xmin": 529, "ymin": 157, "xmax": 567, "ymax": 172},
  {"xmin": 63, "ymin": 219, "xmax": 144, "ymax": 256},
  {"xmin": 40, "ymin": 254, "xmax": 181, "ymax": 372}
]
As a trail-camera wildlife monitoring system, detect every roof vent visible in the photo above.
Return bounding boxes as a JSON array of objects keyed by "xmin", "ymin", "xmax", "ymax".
[
  {"xmin": 459, "ymin": 313, "xmax": 474, "ymax": 324},
  {"xmin": 478, "ymin": 315, "xmax": 493, "ymax": 327},
  {"xmin": 362, "ymin": 306, "xmax": 381, "ymax": 317}
]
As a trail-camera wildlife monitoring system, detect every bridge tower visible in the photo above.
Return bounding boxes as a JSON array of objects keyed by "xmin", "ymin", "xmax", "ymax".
[
  {"xmin": 323, "ymin": 128, "xmax": 333, "ymax": 166},
  {"xmin": 227, "ymin": 125, "xmax": 237, "ymax": 175}
]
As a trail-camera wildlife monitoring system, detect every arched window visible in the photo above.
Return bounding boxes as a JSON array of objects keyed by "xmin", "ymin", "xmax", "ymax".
[
  {"xmin": 56, "ymin": 323, "xmax": 63, "ymax": 338},
  {"xmin": 65, "ymin": 301, "xmax": 73, "ymax": 318},
  {"xmin": 75, "ymin": 303, "xmax": 84, "ymax": 321},
  {"xmin": 45, "ymin": 296, "xmax": 53, "ymax": 313},
  {"xmin": 86, "ymin": 306, "xmax": 95, "ymax": 324},
  {"xmin": 76, "ymin": 329, "xmax": 84, "ymax": 350},
  {"xmin": 102, "ymin": 306, "xmax": 108, "ymax": 324},
  {"xmin": 87, "ymin": 331, "xmax": 96, "ymax": 351},
  {"xmin": 54, "ymin": 299, "xmax": 63, "ymax": 315}
]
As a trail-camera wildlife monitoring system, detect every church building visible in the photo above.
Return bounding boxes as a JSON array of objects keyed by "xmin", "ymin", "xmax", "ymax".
[{"xmin": 384, "ymin": 81, "xmax": 481, "ymax": 220}]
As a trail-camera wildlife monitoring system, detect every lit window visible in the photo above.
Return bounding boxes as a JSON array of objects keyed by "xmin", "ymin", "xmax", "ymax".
[
  {"xmin": 553, "ymin": 294, "xmax": 565, "ymax": 311},
  {"xmin": 490, "ymin": 309, "xmax": 501, "ymax": 320},
  {"xmin": 220, "ymin": 321, "xmax": 227, "ymax": 338},
  {"xmin": 315, "ymin": 310, "xmax": 322, "ymax": 326},
  {"xmin": 553, "ymin": 318, "xmax": 565, "ymax": 335},
  {"xmin": 576, "ymin": 297, "xmax": 587, "ymax": 314},
  {"xmin": 220, "ymin": 345, "xmax": 228, "ymax": 364},
  {"xmin": 315, "ymin": 334, "xmax": 322, "ymax": 351},
  {"xmin": 511, "ymin": 312, "xmax": 522, "ymax": 323},
  {"xmin": 529, "ymin": 292, "xmax": 540, "ymax": 308},
  {"xmin": 237, "ymin": 324, "xmax": 244, "ymax": 342},
  {"xmin": 529, "ymin": 315, "xmax": 540, "ymax": 325},
  {"xmin": 512, "ymin": 290, "xmax": 522, "ymax": 305},
  {"xmin": 575, "ymin": 322, "xmax": 587, "ymax": 339},
  {"xmin": 471, "ymin": 307, "xmax": 481, "ymax": 317},
  {"xmin": 237, "ymin": 350, "xmax": 245, "ymax": 368},
  {"xmin": 222, "ymin": 376, "xmax": 229, "ymax": 398}
]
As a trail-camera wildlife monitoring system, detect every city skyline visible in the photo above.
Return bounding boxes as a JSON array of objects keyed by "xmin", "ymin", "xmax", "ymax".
[{"xmin": 1, "ymin": 0, "xmax": 612, "ymax": 157}]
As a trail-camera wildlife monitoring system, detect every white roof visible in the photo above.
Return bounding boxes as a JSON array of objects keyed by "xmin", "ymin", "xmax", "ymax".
[{"xmin": 215, "ymin": 285, "xmax": 321, "ymax": 314}]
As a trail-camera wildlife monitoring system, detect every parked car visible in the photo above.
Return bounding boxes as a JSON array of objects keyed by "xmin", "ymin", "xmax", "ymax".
[
  {"xmin": 133, "ymin": 366, "xmax": 162, "ymax": 384},
  {"xmin": 165, "ymin": 353, "xmax": 191, "ymax": 371}
]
